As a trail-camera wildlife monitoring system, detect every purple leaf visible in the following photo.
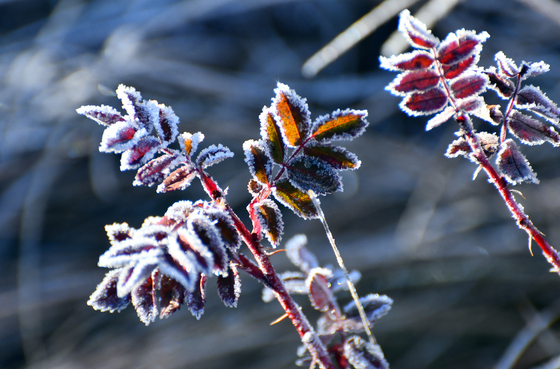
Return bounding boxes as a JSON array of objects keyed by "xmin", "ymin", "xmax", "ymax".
[
  {"xmin": 273, "ymin": 179, "xmax": 318, "ymax": 219},
  {"xmin": 398, "ymin": 9, "xmax": 439, "ymax": 49},
  {"xmin": 254, "ymin": 199, "xmax": 284, "ymax": 247},
  {"xmin": 187, "ymin": 214, "xmax": 228, "ymax": 276},
  {"xmin": 159, "ymin": 275, "xmax": 185, "ymax": 319},
  {"xmin": 185, "ymin": 275, "xmax": 206, "ymax": 320},
  {"xmin": 387, "ymin": 70, "xmax": 440, "ymax": 96},
  {"xmin": 495, "ymin": 51, "xmax": 519, "ymax": 77},
  {"xmin": 437, "ymin": 29, "xmax": 489, "ymax": 66},
  {"xmin": 450, "ymin": 72, "xmax": 488, "ymax": 100},
  {"xmin": 120, "ymin": 136, "xmax": 161, "ymax": 171},
  {"xmin": 516, "ymin": 85, "xmax": 560, "ymax": 124},
  {"xmin": 131, "ymin": 275, "xmax": 158, "ymax": 325},
  {"xmin": 496, "ymin": 139, "xmax": 539, "ymax": 185},
  {"xmin": 157, "ymin": 165, "xmax": 197, "ymax": 193},
  {"xmin": 485, "ymin": 68, "xmax": 515, "ymax": 99},
  {"xmin": 306, "ymin": 268, "xmax": 335, "ymax": 312},
  {"xmin": 115, "ymin": 251, "xmax": 161, "ymax": 297},
  {"xmin": 217, "ymin": 263, "xmax": 241, "ymax": 308},
  {"xmin": 311, "ymin": 109, "xmax": 369, "ymax": 143},
  {"xmin": 87, "ymin": 269, "xmax": 131, "ymax": 313},
  {"xmin": 76, "ymin": 105, "xmax": 125, "ymax": 126},
  {"xmin": 344, "ymin": 336, "xmax": 389, "ymax": 369},
  {"xmin": 158, "ymin": 253, "xmax": 199, "ymax": 292},
  {"xmin": 170, "ymin": 227, "xmax": 213, "ymax": 276},
  {"xmin": 426, "ymin": 106, "xmax": 455, "ymax": 131},
  {"xmin": 99, "ymin": 120, "xmax": 146, "ymax": 154},
  {"xmin": 154, "ymin": 104, "xmax": 179, "ymax": 147},
  {"xmin": 196, "ymin": 144, "xmax": 234, "ymax": 169},
  {"xmin": 400, "ymin": 87, "xmax": 448, "ymax": 116},
  {"xmin": 286, "ymin": 156, "xmax": 341, "ymax": 196},
  {"xmin": 507, "ymin": 110, "xmax": 560, "ymax": 146},
  {"xmin": 243, "ymin": 139, "xmax": 273, "ymax": 186},
  {"xmin": 342, "ymin": 294, "xmax": 393, "ymax": 332},
  {"xmin": 133, "ymin": 150, "xmax": 184, "ymax": 187},
  {"xmin": 285, "ymin": 234, "xmax": 319, "ymax": 273},
  {"xmin": 116, "ymin": 85, "xmax": 158, "ymax": 131},
  {"xmin": 272, "ymin": 83, "xmax": 311, "ymax": 148},
  {"xmin": 379, "ymin": 50, "xmax": 434, "ymax": 72}
]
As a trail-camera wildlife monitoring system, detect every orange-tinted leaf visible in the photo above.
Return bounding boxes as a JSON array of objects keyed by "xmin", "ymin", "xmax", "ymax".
[
  {"xmin": 272, "ymin": 83, "xmax": 311, "ymax": 147},
  {"xmin": 255, "ymin": 199, "xmax": 284, "ymax": 247},
  {"xmin": 303, "ymin": 143, "xmax": 360, "ymax": 170},
  {"xmin": 311, "ymin": 109, "xmax": 368, "ymax": 143},
  {"xmin": 260, "ymin": 107, "xmax": 285, "ymax": 164},
  {"xmin": 272, "ymin": 179, "xmax": 318, "ymax": 219},
  {"xmin": 243, "ymin": 139, "xmax": 272, "ymax": 186}
]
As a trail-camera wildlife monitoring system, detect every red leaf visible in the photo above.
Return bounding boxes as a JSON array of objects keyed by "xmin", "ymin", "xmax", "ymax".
[
  {"xmin": 131, "ymin": 275, "xmax": 158, "ymax": 325},
  {"xmin": 485, "ymin": 69, "xmax": 515, "ymax": 99},
  {"xmin": 400, "ymin": 87, "xmax": 447, "ymax": 116},
  {"xmin": 398, "ymin": 10, "xmax": 439, "ymax": 49},
  {"xmin": 134, "ymin": 151, "xmax": 183, "ymax": 187},
  {"xmin": 379, "ymin": 50, "xmax": 434, "ymax": 71},
  {"xmin": 496, "ymin": 139, "xmax": 539, "ymax": 185},
  {"xmin": 307, "ymin": 268, "xmax": 335, "ymax": 313},
  {"xmin": 450, "ymin": 72, "xmax": 487, "ymax": 99},
  {"xmin": 159, "ymin": 275, "xmax": 185, "ymax": 319},
  {"xmin": 120, "ymin": 136, "xmax": 161, "ymax": 171},
  {"xmin": 157, "ymin": 165, "xmax": 197, "ymax": 193},
  {"xmin": 437, "ymin": 29, "xmax": 489, "ymax": 65},
  {"xmin": 100, "ymin": 120, "xmax": 143, "ymax": 153},
  {"xmin": 388, "ymin": 70, "xmax": 440, "ymax": 96},
  {"xmin": 516, "ymin": 85, "xmax": 560, "ymax": 123},
  {"xmin": 443, "ymin": 55, "xmax": 477, "ymax": 79}
]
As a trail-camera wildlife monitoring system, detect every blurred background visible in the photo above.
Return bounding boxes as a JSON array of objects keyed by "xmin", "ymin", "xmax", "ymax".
[{"xmin": 2, "ymin": 0, "xmax": 560, "ymax": 368}]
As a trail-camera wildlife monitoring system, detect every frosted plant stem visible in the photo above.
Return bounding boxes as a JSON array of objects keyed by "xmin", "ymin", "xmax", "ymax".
[{"xmin": 308, "ymin": 190, "xmax": 375, "ymax": 345}]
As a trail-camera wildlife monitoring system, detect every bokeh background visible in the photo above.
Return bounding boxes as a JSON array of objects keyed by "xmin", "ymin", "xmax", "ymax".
[{"xmin": 3, "ymin": 0, "xmax": 560, "ymax": 368}]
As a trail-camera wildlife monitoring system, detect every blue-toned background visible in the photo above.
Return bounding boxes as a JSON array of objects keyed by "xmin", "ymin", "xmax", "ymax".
[{"xmin": 2, "ymin": 0, "xmax": 560, "ymax": 368}]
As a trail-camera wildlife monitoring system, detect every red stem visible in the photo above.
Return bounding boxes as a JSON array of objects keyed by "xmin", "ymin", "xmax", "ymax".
[
  {"xmin": 457, "ymin": 113, "xmax": 560, "ymax": 273},
  {"xmin": 200, "ymin": 172, "xmax": 335, "ymax": 368}
]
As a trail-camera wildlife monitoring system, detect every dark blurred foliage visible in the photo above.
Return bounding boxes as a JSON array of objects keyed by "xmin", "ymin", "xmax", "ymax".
[{"xmin": 2, "ymin": 0, "xmax": 560, "ymax": 368}]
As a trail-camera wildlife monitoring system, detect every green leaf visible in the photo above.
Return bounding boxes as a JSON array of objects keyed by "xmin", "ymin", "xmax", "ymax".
[
  {"xmin": 303, "ymin": 144, "xmax": 360, "ymax": 170},
  {"xmin": 311, "ymin": 109, "xmax": 368, "ymax": 143},
  {"xmin": 272, "ymin": 179, "xmax": 318, "ymax": 219}
]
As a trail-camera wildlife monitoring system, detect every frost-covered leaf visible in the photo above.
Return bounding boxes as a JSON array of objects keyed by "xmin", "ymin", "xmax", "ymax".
[
  {"xmin": 76, "ymin": 105, "xmax": 125, "ymax": 126},
  {"xmin": 272, "ymin": 83, "xmax": 311, "ymax": 147},
  {"xmin": 426, "ymin": 106, "xmax": 455, "ymax": 131},
  {"xmin": 400, "ymin": 87, "xmax": 447, "ymax": 116},
  {"xmin": 286, "ymin": 156, "xmax": 341, "ymax": 195},
  {"xmin": 386, "ymin": 70, "xmax": 440, "ymax": 96},
  {"xmin": 247, "ymin": 178, "xmax": 264, "ymax": 196},
  {"xmin": 285, "ymin": 234, "xmax": 319, "ymax": 273},
  {"xmin": 311, "ymin": 109, "xmax": 368, "ymax": 143},
  {"xmin": 260, "ymin": 107, "xmax": 286, "ymax": 164},
  {"xmin": 507, "ymin": 110, "xmax": 560, "ymax": 146},
  {"xmin": 205, "ymin": 208, "xmax": 241, "ymax": 252},
  {"xmin": 307, "ymin": 268, "xmax": 334, "ymax": 312},
  {"xmin": 171, "ymin": 227, "xmax": 213, "ymax": 276},
  {"xmin": 446, "ymin": 132, "xmax": 499, "ymax": 160},
  {"xmin": 157, "ymin": 165, "xmax": 197, "ymax": 193},
  {"xmin": 379, "ymin": 50, "xmax": 434, "ymax": 72},
  {"xmin": 185, "ymin": 275, "xmax": 206, "ymax": 320},
  {"xmin": 98, "ymin": 237, "xmax": 160, "ymax": 269},
  {"xmin": 179, "ymin": 132, "xmax": 204, "ymax": 161},
  {"xmin": 398, "ymin": 9, "xmax": 439, "ymax": 49},
  {"xmin": 443, "ymin": 55, "xmax": 477, "ymax": 79},
  {"xmin": 521, "ymin": 60, "xmax": 550, "ymax": 81},
  {"xmin": 120, "ymin": 136, "xmax": 161, "ymax": 171},
  {"xmin": 450, "ymin": 72, "xmax": 488, "ymax": 100},
  {"xmin": 437, "ymin": 29, "xmax": 489, "ymax": 66},
  {"xmin": 105, "ymin": 222, "xmax": 134, "ymax": 245},
  {"xmin": 243, "ymin": 139, "xmax": 272, "ymax": 186},
  {"xmin": 496, "ymin": 139, "xmax": 539, "ymax": 185},
  {"xmin": 262, "ymin": 271, "xmax": 307, "ymax": 303},
  {"xmin": 255, "ymin": 199, "xmax": 284, "ymax": 247},
  {"xmin": 133, "ymin": 150, "xmax": 184, "ymax": 187},
  {"xmin": 131, "ymin": 275, "xmax": 158, "ymax": 325},
  {"xmin": 87, "ymin": 269, "xmax": 131, "ymax": 313},
  {"xmin": 163, "ymin": 200, "xmax": 195, "ymax": 224},
  {"xmin": 495, "ymin": 51, "xmax": 519, "ymax": 77},
  {"xmin": 116, "ymin": 251, "xmax": 161, "ymax": 298},
  {"xmin": 196, "ymin": 144, "xmax": 234, "ymax": 169},
  {"xmin": 159, "ymin": 275, "xmax": 185, "ymax": 319},
  {"xmin": 187, "ymin": 214, "xmax": 228, "ymax": 276},
  {"xmin": 485, "ymin": 68, "xmax": 515, "ymax": 99},
  {"xmin": 154, "ymin": 104, "xmax": 179, "ymax": 147},
  {"xmin": 116, "ymin": 84, "xmax": 158, "ymax": 131},
  {"xmin": 445, "ymin": 137, "xmax": 470, "ymax": 159},
  {"xmin": 344, "ymin": 336, "xmax": 389, "ymax": 369},
  {"xmin": 99, "ymin": 120, "xmax": 146, "ymax": 154},
  {"xmin": 217, "ymin": 263, "xmax": 241, "ymax": 308},
  {"xmin": 342, "ymin": 294, "xmax": 393, "ymax": 333},
  {"xmin": 516, "ymin": 85, "xmax": 560, "ymax": 123},
  {"xmin": 303, "ymin": 143, "xmax": 360, "ymax": 170},
  {"xmin": 273, "ymin": 179, "xmax": 318, "ymax": 219},
  {"xmin": 477, "ymin": 132, "xmax": 500, "ymax": 157}
]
